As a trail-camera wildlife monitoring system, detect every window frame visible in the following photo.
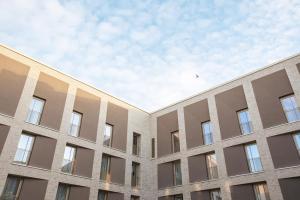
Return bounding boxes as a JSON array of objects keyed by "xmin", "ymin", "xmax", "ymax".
[
  {"xmin": 245, "ymin": 143, "xmax": 263, "ymax": 173},
  {"xmin": 100, "ymin": 154, "xmax": 111, "ymax": 182},
  {"xmin": 61, "ymin": 145, "xmax": 77, "ymax": 174},
  {"xmin": 210, "ymin": 189, "xmax": 222, "ymax": 200},
  {"xmin": 98, "ymin": 191, "xmax": 108, "ymax": 200},
  {"xmin": 171, "ymin": 131, "xmax": 180, "ymax": 153},
  {"xmin": 26, "ymin": 96, "xmax": 45, "ymax": 125},
  {"xmin": 56, "ymin": 183, "xmax": 70, "ymax": 200},
  {"xmin": 103, "ymin": 123, "xmax": 113, "ymax": 147},
  {"xmin": 206, "ymin": 152, "xmax": 218, "ymax": 180},
  {"xmin": 202, "ymin": 121, "xmax": 213, "ymax": 145},
  {"xmin": 131, "ymin": 162, "xmax": 140, "ymax": 187},
  {"xmin": 132, "ymin": 132, "xmax": 141, "ymax": 156},
  {"xmin": 2, "ymin": 176, "xmax": 23, "ymax": 200},
  {"xmin": 237, "ymin": 109, "xmax": 253, "ymax": 135},
  {"xmin": 280, "ymin": 95, "xmax": 300, "ymax": 123},
  {"xmin": 253, "ymin": 183, "xmax": 270, "ymax": 200},
  {"xmin": 173, "ymin": 160, "xmax": 182, "ymax": 186},
  {"xmin": 13, "ymin": 133, "xmax": 35, "ymax": 165},
  {"xmin": 69, "ymin": 111, "xmax": 82, "ymax": 137},
  {"xmin": 293, "ymin": 132, "xmax": 300, "ymax": 156}
]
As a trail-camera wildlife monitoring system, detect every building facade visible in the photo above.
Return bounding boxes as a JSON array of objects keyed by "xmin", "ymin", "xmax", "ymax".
[{"xmin": 0, "ymin": 44, "xmax": 300, "ymax": 200}]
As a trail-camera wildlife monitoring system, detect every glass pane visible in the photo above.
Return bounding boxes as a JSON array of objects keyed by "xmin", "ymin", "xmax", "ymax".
[
  {"xmin": 98, "ymin": 191, "xmax": 107, "ymax": 200},
  {"xmin": 174, "ymin": 161, "xmax": 182, "ymax": 185},
  {"xmin": 207, "ymin": 153, "xmax": 218, "ymax": 179},
  {"xmin": 254, "ymin": 183, "xmax": 270, "ymax": 200},
  {"xmin": 14, "ymin": 134, "xmax": 34, "ymax": 164},
  {"xmin": 2, "ymin": 177, "xmax": 21, "ymax": 199},
  {"xmin": 246, "ymin": 144, "xmax": 263, "ymax": 172},
  {"xmin": 210, "ymin": 190, "xmax": 222, "ymax": 200},
  {"xmin": 202, "ymin": 122, "xmax": 213, "ymax": 145},
  {"xmin": 238, "ymin": 110, "xmax": 253, "ymax": 135},
  {"xmin": 62, "ymin": 146, "xmax": 76, "ymax": 173},
  {"xmin": 294, "ymin": 133, "xmax": 300, "ymax": 150},
  {"xmin": 281, "ymin": 96, "xmax": 300, "ymax": 122},
  {"xmin": 56, "ymin": 184, "xmax": 69, "ymax": 200},
  {"xmin": 103, "ymin": 124, "xmax": 112, "ymax": 146},
  {"xmin": 26, "ymin": 97, "xmax": 44, "ymax": 124},
  {"xmin": 100, "ymin": 155, "xmax": 110, "ymax": 181},
  {"xmin": 69, "ymin": 112, "xmax": 82, "ymax": 137},
  {"xmin": 174, "ymin": 195, "xmax": 183, "ymax": 200},
  {"xmin": 172, "ymin": 132, "xmax": 180, "ymax": 153}
]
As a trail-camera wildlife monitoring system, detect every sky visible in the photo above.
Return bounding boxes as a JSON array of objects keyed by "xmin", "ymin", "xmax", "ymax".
[{"xmin": 1, "ymin": 0, "xmax": 300, "ymax": 112}]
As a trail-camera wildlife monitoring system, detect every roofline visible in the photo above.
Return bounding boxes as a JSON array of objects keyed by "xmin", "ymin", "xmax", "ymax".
[
  {"xmin": 0, "ymin": 43, "xmax": 150, "ymax": 114},
  {"xmin": 151, "ymin": 52, "xmax": 300, "ymax": 114}
]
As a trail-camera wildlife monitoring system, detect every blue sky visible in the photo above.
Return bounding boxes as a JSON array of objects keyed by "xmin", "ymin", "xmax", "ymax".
[{"xmin": 1, "ymin": 0, "xmax": 300, "ymax": 111}]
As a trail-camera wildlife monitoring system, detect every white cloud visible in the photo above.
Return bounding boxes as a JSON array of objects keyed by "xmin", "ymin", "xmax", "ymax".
[{"xmin": 0, "ymin": 0, "xmax": 300, "ymax": 111}]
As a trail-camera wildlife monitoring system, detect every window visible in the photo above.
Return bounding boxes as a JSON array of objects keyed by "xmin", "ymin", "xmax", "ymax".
[
  {"xmin": 245, "ymin": 143, "xmax": 263, "ymax": 173},
  {"xmin": 26, "ymin": 97, "xmax": 45, "ymax": 125},
  {"xmin": 100, "ymin": 154, "xmax": 110, "ymax": 181},
  {"xmin": 238, "ymin": 109, "xmax": 253, "ymax": 135},
  {"xmin": 280, "ymin": 95, "xmax": 300, "ymax": 122},
  {"xmin": 173, "ymin": 160, "xmax": 182, "ymax": 186},
  {"xmin": 132, "ymin": 162, "xmax": 140, "ymax": 187},
  {"xmin": 62, "ymin": 146, "xmax": 76, "ymax": 173},
  {"xmin": 293, "ymin": 132, "xmax": 300, "ymax": 155},
  {"xmin": 171, "ymin": 131, "xmax": 180, "ymax": 153},
  {"xmin": 174, "ymin": 194, "xmax": 183, "ymax": 200},
  {"xmin": 253, "ymin": 183, "xmax": 270, "ymax": 200},
  {"xmin": 151, "ymin": 138, "xmax": 155, "ymax": 158},
  {"xmin": 98, "ymin": 191, "xmax": 108, "ymax": 200},
  {"xmin": 14, "ymin": 133, "xmax": 34, "ymax": 165},
  {"xmin": 69, "ymin": 111, "xmax": 82, "ymax": 137},
  {"xmin": 132, "ymin": 133, "xmax": 141, "ymax": 156},
  {"xmin": 131, "ymin": 195, "xmax": 140, "ymax": 200},
  {"xmin": 210, "ymin": 190, "xmax": 222, "ymax": 200},
  {"xmin": 1, "ymin": 176, "xmax": 23, "ymax": 200},
  {"xmin": 103, "ymin": 124, "xmax": 113, "ymax": 147},
  {"xmin": 56, "ymin": 184, "xmax": 70, "ymax": 200},
  {"xmin": 202, "ymin": 121, "xmax": 213, "ymax": 145},
  {"xmin": 206, "ymin": 153, "xmax": 218, "ymax": 179}
]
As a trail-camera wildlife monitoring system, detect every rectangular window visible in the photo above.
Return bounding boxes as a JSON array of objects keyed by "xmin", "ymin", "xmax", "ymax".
[
  {"xmin": 238, "ymin": 109, "xmax": 253, "ymax": 135},
  {"xmin": 132, "ymin": 133, "xmax": 141, "ymax": 156},
  {"xmin": 132, "ymin": 162, "xmax": 140, "ymax": 187},
  {"xmin": 56, "ymin": 184, "xmax": 70, "ymax": 200},
  {"xmin": 131, "ymin": 196, "xmax": 140, "ymax": 200},
  {"xmin": 14, "ymin": 133, "xmax": 35, "ymax": 165},
  {"xmin": 202, "ymin": 121, "xmax": 213, "ymax": 145},
  {"xmin": 280, "ymin": 95, "xmax": 300, "ymax": 122},
  {"xmin": 210, "ymin": 190, "xmax": 222, "ymax": 200},
  {"xmin": 98, "ymin": 191, "xmax": 108, "ymax": 200},
  {"xmin": 253, "ymin": 183, "xmax": 270, "ymax": 200},
  {"xmin": 206, "ymin": 153, "xmax": 218, "ymax": 179},
  {"xmin": 245, "ymin": 143, "xmax": 263, "ymax": 173},
  {"xmin": 173, "ymin": 160, "xmax": 182, "ymax": 186},
  {"xmin": 1, "ymin": 176, "xmax": 23, "ymax": 200},
  {"xmin": 103, "ymin": 124, "xmax": 113, "ymax": 147},
  {"xmin": 100, "ymin": 154, "xmax": 111, "ymax": 181},
  {"xmin": 26, "ymin": 97, "xmax": 45, "ymax": 125},
  {"xmin": 174, "ymin": 194, "xmax": 183, "ymax": 200},
  {"xmin": 62, "ymin": 146, "xmax": 76, "ymax": 174},
  {"xmin": 293, "ymin": 132, "xmax": 300, "ymax": 155},
  {"xmin": 171, "ymin": 131, "xmax": 180, "ymax": 153},
  {"xmin": 69, "ymin": 111, "xmax": 82, "ymax": 137},
  {"xmin": 151, "ymin": 138, "xmax": 155, "ymax": 158}
]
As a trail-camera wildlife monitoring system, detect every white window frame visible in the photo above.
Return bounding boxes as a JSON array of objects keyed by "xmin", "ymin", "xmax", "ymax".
[
  {"xmin": 202, "ymin": 121, "xmax": 213, "ymax": 145},
  {"xmin": 69, "ymin": 111, "xmax": 82, "ymax": 137},
  {"xmin": 26, "ymin": 96, "xmax": 45, "ymax": 125},
  {"xmin": 14, "ymin": 133, "xmax": 35, "ymax": 165},
  {"xmin": 103, "ymin": 124, "xmax": 113, "ymax": 147}
]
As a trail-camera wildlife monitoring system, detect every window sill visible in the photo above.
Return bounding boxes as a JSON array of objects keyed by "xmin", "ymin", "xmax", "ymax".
[
  {"xmin": 99, "ymin": 180, "xmax": 125, "ymax": 186},
  {"xmin": 189, "ymin": 178, "xmax": 219, "ymax": 185},
  {"xmin": 67, "ymin": 134, "xmax": 96, "ymax": 144},
  {"xmin": 24, "ymin": 121, "xmax": 59, "ymax": 132},
  {"xmin": 59, "ymin": 171, "xmax": 92, "ymax": 180},
  {"xmin": 228, "ymin": 170, "xmax": 264, "ymax": 178},
  {"xmin": 187, "ymin": 143, "xmax": 214, "ymax": 152},
  {"xmin": 103, "ymin": 145, "xmax": 127, "ymax": 154},
  {"xmin": 265, "ymin": 120, "xmax": 300, "ymax": 131},
  {"xmin": 223, "ymin": 132, "xmax": 254, "ymax": 142},
  {"xmin": 158, "ymin": 184, "xmax": 183, "ymax": 191},
  {"xmin": 11, "ymin": 162, "xmax": 51, "ymax": 172}
]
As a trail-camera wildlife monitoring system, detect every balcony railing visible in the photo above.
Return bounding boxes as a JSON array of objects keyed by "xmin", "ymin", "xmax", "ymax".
[{"xmin": 239, "ymin": 121, "xmax": 253, "ymax": 135}]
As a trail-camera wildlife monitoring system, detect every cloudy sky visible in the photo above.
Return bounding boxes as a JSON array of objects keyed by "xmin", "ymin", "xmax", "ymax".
[{"xmin": 1, "ymin": 0, "xmax": 300, "ymax": 112}]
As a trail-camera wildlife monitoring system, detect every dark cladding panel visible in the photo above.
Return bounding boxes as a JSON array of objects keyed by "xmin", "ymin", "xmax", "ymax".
[
  {"xmin": 18, "ymin": 179, "xmax": 48, "ymax": 200},
  {"xmin": 279, "ymin": 177, "xmax": 300, "ymax": 200},
  {"xmin": 73, "ymin": 147, "xmax": 94, "ymax": 178},
  {"xmin": 231, "ymin": 184, "xmax": 256, "ymax": 200},
  {"xmin": 0, "ymin": 124, "xmax": 10, "ymax": 154},
  {"xmin": 110, "ymin": 156, "xmax": 126, "ymax": 185},
  {"xmin": 224, "ymin": 144, "xmax": 249, "ymax": 176},
  {"xmin": 157, "ymin": 162, "xmax": 174, "ymax": 189},
  {"xmin": 157, "ymin": 111, "xmax": 179, "ymax": 157},
  {"xmin": 191, "ymin": 190, "xmax": 210, "ymax": 200},
  {"xmin": 68, "ymin": 186, "xmax": 90, "ymax": 200},
  {"xmin": 215, "ymin": 86, "xmax": 248, "ymax": 139},
  {"xmin": 188, "ymin": 154, "xmax": 208, "ymax": 182},
  {"xmin": 252, "ymin": 70, "xmax": 293, "ymax": 128},
  {"xmin": 184, "ymin": 99, "xmax": 210, "ymax": 148}
]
